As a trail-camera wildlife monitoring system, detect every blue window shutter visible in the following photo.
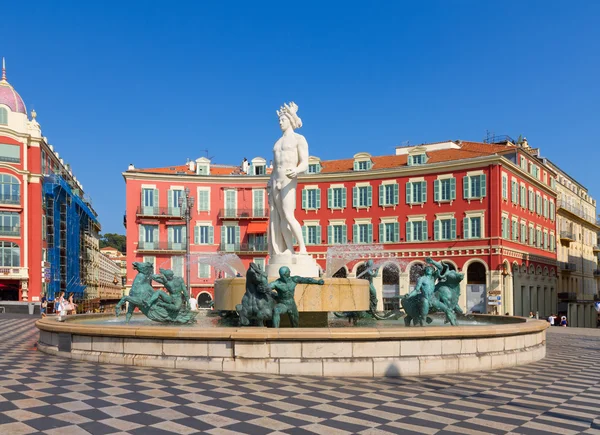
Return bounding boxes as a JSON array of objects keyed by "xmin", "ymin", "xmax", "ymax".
[
  {"xmin": 451, "ymin": 218, "xmax": 456, "ymax": 239},
  {"xmin": 352, "ymin": 186, "xmax": 357, "ymax": 208},
  {"xmin": 316, "ymin": 226, "xmax": 321, "ymax": 244},
  {"xmin": 316, "ymin": 189, "xmax": 321, "ymax": 209},
  {"xmin": 422, "ymin": 220, "xmax": 428, "ymax": 241},
  {"xmin": 235, "ymin": 226, "xmax": 240, "ymax": 244},
  {"xmin": 209, "ymin": 226, "xmax": 214, "ymax": 244},
  {"xmin": 368, "ymin": 224, "xmax": 373, "ymax": 243},
  {"xmin": 463, "ymin": 218, "xmax": 470, "ymax": 239},
  {"xmin": 302, "ymin": 189, "xmax": 307, "ymax": 209},
  {"xmin": 434, "ymin": 180, "xmax": 440, "ymax": 202},
  {"xmin": 379, "ymin": 223, "xmax": 384, "ymax": 242},
  {"xmin": 394, "ymin": 222, "xmax": 399, "ymax": 242},
  {"xmin": 328, "ymin": 225, "xmax": 332, "ymax": 244},
  {"xmin": 353, "ymin": 224, "xmax": 358, "ymax": 242},
  {"xmin": 406, "ymin": 222, "xmax": 412, "ymax": 242},
  {"xmin": 379, "ymin": 184, "xmax": 384, "ymax": 206},
  {"xmin": 406, "ymin": 182, "xmax": 412, "ymax": 204},
  {"xmin": 327, "ymin": 188, "xmax": 332, "ymax": 208},
  {"xmin": 342, "ymin": 188, "xmax": 347, "ymax": 208},
  {"xmin": 434, "ymin": 219, "xmax": 440, "ymax": 240},
  {"xmin": 450, "ymin": 177, "xmax": 456, "ymax": 200},
  {"xmin": 421, "ymin": 181, "xmax": 427, "ymax": 203},
  {"xmin": 393, "ymin": 183, "xmax": 399, "ymax": 204},
  {"xmin": 480, "ymin": 174, "xmax": 486, "ymax": 198},
  {"xmin": 367, "ymin": 186, "xmax": 372, "ymax": 207},
  {"xmin": 302, "ymin": 226, "xmax": 307, "ymax": 244},
  {"xmin": 463, "ymin": 176, "xmax": 469, "ymax": 199},
  {"xmin": 194, "ymin": 226, "xmax": 199, "ymax": 244}
]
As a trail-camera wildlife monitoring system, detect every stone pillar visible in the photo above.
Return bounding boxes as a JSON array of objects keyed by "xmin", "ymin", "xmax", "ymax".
[{"xmin": 489, "ymin": 270, "xmax": 503, "ymax": 315}]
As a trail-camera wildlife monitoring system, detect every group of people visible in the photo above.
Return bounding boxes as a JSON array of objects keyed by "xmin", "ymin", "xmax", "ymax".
[
  {"xmin": 40, "ymin": 292, "xmax": 77, "ymax": 317},
  {"xmin": 528, "ymin": 311, "xmax": 568, "ymax": 326}
]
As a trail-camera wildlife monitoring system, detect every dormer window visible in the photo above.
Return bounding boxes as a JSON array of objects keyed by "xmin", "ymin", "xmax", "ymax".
[
  {"xmin": 353, "ymin": 152, "xmax": 372, "ymax": 171},
  {"xmin": 407, "ymin": 146, "xmax": 428, "ymax": 166},
  {"xmin": 250, "ymin": 157, "xmax": 267, "ymax": 175},
  {"xmin": 307, "ymin": 156, "xmax": 322, "ymax": 174},
  {"xmin": 195, "ymin": 157, "xmax": 211, "ymax": 175},
  {"xmin": 0, "ymin": 108, "xmax": 7, "ymax": 125}
]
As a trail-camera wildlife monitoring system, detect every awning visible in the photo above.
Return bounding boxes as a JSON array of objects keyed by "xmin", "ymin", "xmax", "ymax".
[{"xmin": 247, "ymin": 222, "xmax": 268, "ymax": 234}]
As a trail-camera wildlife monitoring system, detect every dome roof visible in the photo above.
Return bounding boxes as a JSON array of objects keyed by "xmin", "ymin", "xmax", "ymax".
[{"xmin": 0, "ymin": 61, "xmax": 27, "ymax": 115}]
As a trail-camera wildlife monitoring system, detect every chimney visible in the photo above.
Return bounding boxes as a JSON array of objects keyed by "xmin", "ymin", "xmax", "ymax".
[{"xmin": 189, "ymin": 160, "xmax": 196, "ymax": 172}]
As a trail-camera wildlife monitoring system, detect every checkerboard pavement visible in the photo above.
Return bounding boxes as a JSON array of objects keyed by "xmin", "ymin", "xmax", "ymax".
[{"xmin": 1, "ymin": 315, "xmax": 599, "ymax": 435}]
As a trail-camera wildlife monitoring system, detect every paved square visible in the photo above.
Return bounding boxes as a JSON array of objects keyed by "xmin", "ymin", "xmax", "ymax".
[{"xmin": 1, "ymin": 315, "xmax": 599, "ymax": 434}]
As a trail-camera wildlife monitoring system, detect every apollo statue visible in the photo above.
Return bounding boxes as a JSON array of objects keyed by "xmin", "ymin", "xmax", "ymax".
[{"xmin": 267, "ymin": 102, "xmax": 309, "ymax": 257}]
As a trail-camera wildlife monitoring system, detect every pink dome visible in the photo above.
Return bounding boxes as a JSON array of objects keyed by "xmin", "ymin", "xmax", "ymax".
[{"xmin": 0, "ymin": 80, "xmax": 27, "ymax": 115}]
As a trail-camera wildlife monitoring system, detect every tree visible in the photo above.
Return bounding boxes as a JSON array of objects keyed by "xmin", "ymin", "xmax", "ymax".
[{"xmin": 99, "ymin": 233, "xmax": 126, "ymax": 254}]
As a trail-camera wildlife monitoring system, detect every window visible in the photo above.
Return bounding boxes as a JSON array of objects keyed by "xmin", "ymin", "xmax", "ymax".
[
  {"xmin": 328, "ymin": 224, "xmax": 347, "ymax": 244},
  {"xmin": 529, "ymin": 226, "xmax": 535, "ymax": 246},
  {"xmin": 520, "ymin": 156, "xmax": 527, "ymax": 170},
  {"xmin": 549, "ymin": 201, "xmax": 555, "ymax": 221},
  {"xmin": 543, "ymin": 198, "xmax": 548, "ymax": 218},
  {"xmin": 528, "ymin": 189, "xmax": 534, "ymax": 212},
  {"xmin": 171, "ymin": 256, "xmax": 184, "ymax": 276},
  {"xmin": 379, "ymin": 222, "xmax": 399, "ymax": 243},
  {"xmin": 0, "ymin": 143, "xmax": 20, "ymax": 163},
  {"xmin": 328, "ymin": 187, "xmax": 346, "ymax": 209},
  {"xmin": 520, "ymin": 185, "xmax": 527, "ymax": 208},
  {"xmin": 550, "ymin": 233, "xmax": 555, "ymax": 251},
  {"xmin": 379, "ymin": 183, "xmax": 399, "ymax": 206},
  {"xmin": 302, "ymin": 225, "xmax": 321, "ymax": 245},
  {"xmin": 544, "ymin": 232, "xmax": 548, "ymax": 250},
  {"xmin": 308, "ymin": 163, "xmax": 321, "ymax": 174},
  {"xmin": 0, "ymin": 242, "xmax": 19, "ymax": 267},
  {"xmin": 463, "ymin": 216, "xmax": 482, "ymax": 239},
  {"xmin": 463, "ymin": 174, "xmax": 486, "ymax": 199},
  {"xmin": 302, "ymin": 188, "xmax": 321, "ymax": 210},
  {"xmin": 353, "ymin": 185, "xmax": 372, "ymax": 208},
  {"xmin": 406, "ymin": 181, "xmax": 427, "ymax": 204},
  {"xmin": 0, "ymin": 174, "xmax": 20, "ymax": 204},
  {"xmin": 253, "ymin": 258, "xmax": 266, "ymax": 271},
  {"xmin": 194, "ymin": 225, "xmax": 213, "ymax": 245},
  {"xmin": 434, "ymin": 218, "xmax": 456, "ymax": 241},
  {"xmin": 408, "ymin": 154, "xmax": 427, "ymax": 165},
  {"xmin": 0, "ymin": 108, "xmax": 7, "ymax": 125},
  {"xmin": 530, "ymin": 164, "xmax": 540, "ymax": 179},
  {"xmin": 142, "ymin": 256, "xmax": 156, "ymax": 273},
  {"xmin": 502, "ymin": 174, "xmax": 508, "ymax": 200},
  {"xmin": 139, "ymin": 224, "xmax": 158, "ymax": 249},
  {"xmin": 169, "ymin": 189, "xmax": 183, "ymax": 215},
  {"xmin": 253, "ymin": 189, "xmax": 265, "ymax": 217},
  {"xmin": 198, "ymin": 263, "xmax": 211, "ymax": 278},
  {"xmin": 254, "ymin": 165, "xmax": 265, "ymax": 175},
  {"xmin": 520, "ymin": 223, "xmax": 527, "ymax": 243},
  {"xmin": 354, "ymin": 160, "xmax": 371, "ymax": 171},
  {"xmin": 406, "ymin": 220, "xmax": 427, "ymax": 242},
  {"xmin": 197, "ymin": 188, "xmax": 210, "ymax": 212},
  {"xmin": 536, "ymin": 193, "xmax": 542, "ymax": 215},
  {"xmin": 224, "ymin": 190, "xmax": 236, "ymax": 217},
  {"xmin": 512, "ymin": 220, "xmax": 518, "ymax": 241},
  {"xmin": 353, "ymin": 223, "xmax": 373, "ymax": 244},
  {"xmin": 434, "ymin": 178, "xmax": 456, "ymax": 202},
  {"xmin": 141, "ymin": 188, "xmax": 157, "ymax": 214},
  {"xmin": 0, "ymin": 211, "xmax": 19, "ymax": 237},
  {"xmin": 536, "ymin": 229, "xmax": 542, "ymax": 248},
  {"xmin": 221, "ymin": 225, "xmax": 240, "ymax": 250},
  {"xmin": 511, "ymin": 180, "xmax": 518, "ymax": 204},
  {"xmin": 502, "ymin": 216, "xmax": 510, "ymax": 239}
]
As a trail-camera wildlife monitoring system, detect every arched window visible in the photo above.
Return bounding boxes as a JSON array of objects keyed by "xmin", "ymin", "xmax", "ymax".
[
  {"xmin": 0, "ymin": 174, "xmax": 20, "ymax": 204},
  {"xmin": 0, "ymin": 241, "xmax": 19, "ymax": 267},
  {"xmin": 0, "ymin": 108, "xmax": 7, "ymax": 125}
]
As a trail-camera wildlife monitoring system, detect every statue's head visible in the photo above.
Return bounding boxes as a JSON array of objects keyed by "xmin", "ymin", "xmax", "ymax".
[
  {"xmin": 424, "ymin": 266, "xmax": 434, "ymax": 276},
  {"xmin": 279, "ymin": 266, "xmax": 291, "ymax": 279},
  {"xmin": 159, "ymin": 268, "xmax": 174, "ymax": 279},
  {"xmin": 277, "ymin": 102, "xmax": 302, "ymax": 131},
  {"xmin": 366, "ymin": 259, "xmax": 374, "ymax": 268},
  {"xmin": 133, "ymin": 261, "xmax": 154, "ymax": 275}
]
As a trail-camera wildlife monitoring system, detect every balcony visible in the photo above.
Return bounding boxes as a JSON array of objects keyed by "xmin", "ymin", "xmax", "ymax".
[
  {"xmin": 0, "ymin": 226, "xmax": 20, "ymax": 237},
  {"xmin": 136, "ymin": 206, "xmax": 185, "ymax": 218},
  {"xmin": 137, "ymin": 241, "xmax": 187, "ymax": 252},
  {"xmin": 218, "ymin": 242, "xmax": 268, "ymax": 254},
  {"xmin": 218, "ymin": 209, "xmax": 269, "ymax": 220},
  {"xmin": 559, "ymin": 262, "xmax": 576, "ymax": 272},
  {"xmin": 0, "ymin": 194, "xmax": 20, "ymax": 205},
  {"xmin": 558, "ymin": 200, "xmax": 597, "ymax": 225},
  {"xmin": 593, "ymin": 245, "xmax": 600, "ymax": 253},
  {"xmin": 559, "ymin": 231, "xmax": 575, "ymax": 246},
  {"xmin": 0, "ymin": 267, "xmax": 28, "ymax": 279}
]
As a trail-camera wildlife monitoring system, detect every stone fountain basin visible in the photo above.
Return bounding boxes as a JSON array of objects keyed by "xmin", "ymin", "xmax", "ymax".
[{"xmin": 36, "ymin": 314, "xmax": 548, "ymax": 377}]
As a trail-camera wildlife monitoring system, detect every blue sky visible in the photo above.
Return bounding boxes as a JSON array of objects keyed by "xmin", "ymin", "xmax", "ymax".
[{"xmin": 3, "ymin": 1, "xmax": 599, "ymax": 234}]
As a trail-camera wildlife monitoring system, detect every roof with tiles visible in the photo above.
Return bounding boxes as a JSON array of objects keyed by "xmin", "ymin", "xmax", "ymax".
[{"xmin": 130, "ymin": 141, "xmax": 515, "ymax": 176}]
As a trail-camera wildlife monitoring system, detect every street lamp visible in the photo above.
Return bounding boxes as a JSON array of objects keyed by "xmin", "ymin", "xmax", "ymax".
[{"xmin": 179, "ymin": 188, "xmax": 195, "ymax": 298}]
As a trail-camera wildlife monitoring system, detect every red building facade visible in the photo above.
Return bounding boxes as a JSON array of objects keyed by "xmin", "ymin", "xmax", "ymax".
[{"xmin": 124, "ymin": 140, "xmax": 558, "ymax": 316}]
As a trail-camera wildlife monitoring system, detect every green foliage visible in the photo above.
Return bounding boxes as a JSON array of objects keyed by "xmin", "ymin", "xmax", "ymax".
[{"xmin": 99, "ymin": 233, "xmax": 126, "ymax": 253}]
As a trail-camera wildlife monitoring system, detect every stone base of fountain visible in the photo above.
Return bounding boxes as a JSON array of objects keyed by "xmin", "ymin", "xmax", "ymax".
[
  {"xmin": 265, "ymin": 252, "xmax": 320, "ymax": 278},
  {"xmin": 214, "ymin": 277, "xmax": 370, "ymax": 326}
]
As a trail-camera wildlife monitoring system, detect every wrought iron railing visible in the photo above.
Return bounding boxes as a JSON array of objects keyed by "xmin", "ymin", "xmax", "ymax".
[
  {"xmin": 557, "ymin": 201, "xmax": 597, "ymax": 224},
  {"xmin": 137, "ymin": 241, "xmax": 187, "ymax": 251},
  {"xmin": 218, "ymin": 209, "xmax": 269, "ymax": 219},
  {"xmin": 0, "ymin": 194, "xmax": 20, "ymax": 205},
  {"xmin": 136, "ymin": 206, "xmax": 184, "ymax": 217},
  {"xmin": 559, "ymin": 231, "xmax": 575, "ymax": 241},
  {"xmin": 217, "ymin": 242, "xmax": 268, "ymax": 253},
  {"xmin": 559, "ymin": 262, "xmax": 576, "ymax": 272}
]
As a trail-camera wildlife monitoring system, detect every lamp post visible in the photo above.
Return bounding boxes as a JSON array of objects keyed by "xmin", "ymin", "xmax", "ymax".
[{"xmin": 179, "ymin": 188, "xmax": 195, "ymax": 298}]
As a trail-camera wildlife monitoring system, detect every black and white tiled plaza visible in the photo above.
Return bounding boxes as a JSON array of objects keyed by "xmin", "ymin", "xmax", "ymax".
[{"xmin": 0, "ymin": 315, "xmax": 599, "ymax": 435}]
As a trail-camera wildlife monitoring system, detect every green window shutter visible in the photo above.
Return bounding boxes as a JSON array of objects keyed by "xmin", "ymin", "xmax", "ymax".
[
  {"xmin": 434, "ymin": 180, "xmax": 440, "ymax": 202},
  {"xmin": 421, "ymin": 181, "xmax": 427, "ymax": 203},
  {"xmin": 502, "ymin": 177, "xmax": 507, "ymax": 199},
  {"xmin": 182, "ymin": 226, "xmax": 187, "ymax": 244},
  {"xmin": 342, "ymin": 188, "xmax": 347, "ymax": 208},
  {"xmin": 302, "ymin": 189, "xmax": 307, "ymax": 209},
  {"xmin": 153, "ymin": 189, "xmax": 159, "ymax": 209},
  {"xmin": 393, "ymin": 183, "xmax": 399, "ymax": 204},
  {"xmin": 408, "ymin": 155, "xmax": 413, "ymax": 166},
  {"xmin": 451, "ymin": 218, "xmax": 456, "ymax": 239},
  {"xmin": 434, "ymin": 219, "xmax": 440, "ymax": 240},
  {"xmin": 463, "ymin": 218, "xmax": 470, "ymax": 239},
  {"xmin": 406, "ymin": 222, "xmax": 412, "ymax": 242},
  {"xmin": 153, "ymin": 226, "xmax": 158, "ymax": 242},
  {"xmin": 450, "ymin": 177, "xmax": 456, "ymax": 200},
  {"xmin": 353, "ymin": 224, "xmax": 358, "ymax": 242},
  {"xmin": 139, "ymin": 224, "xmax": 144, "ymax": 242},
  {"xmin": 393, "ymin": 222, "xmax": 399, "ymax": 242},
  {"xmin": 353, "ymin": 161, "xmax": 359, "ymax": 171},
  {"xmin": 406, "ymin": 182, "xmax": 412, "ymax": 204},
  {"xmin": 422, "ymin": 221, "xmax": 428, "ymax": 241},
  {"xmin": 167, "ymin": 227, "xmax": 173, "ymax": 243},
  {"xmin": 480, "ymin": 174, "xmax": 486, "ymax": 198},
  {"xmin": 367, "ymin": 186, "xmax": 372, "ymax": 207},
  {"xmin": 352, "ymin": 186, "xmax": 357, "ymax": 208},
  {"xmin": 316, "ymin": 189, "xmax": 321, "ymax": 209},
  {"xmin": 327, "ymin": 188, "xmax": 332, "ymax": 208},
  {"xmin": 221, "ymin": 226, "xmax": 226, "ymax": 245},
  {"xmin": 463, "ymin": 176, "xmax": 470, "ymax": 199},
  {"xmin": 368, "ymin": 224, "xmax": 373, "ymax": 243},
  {"xmin": 327, "ymin": 225, "xmax": 333, "ymax": 244},
  {"xmin": 235, "ymin": 226, "xmax": 240, "ymax": 244},
  {"xmin": 316, "ymin": 226, "xmax": 321, "ymax": 244},
  {"xmin": 379, "ymin": 223, "xmax": 384, "ymax": 242},
  {"xmin": 194, "ymin": 226, "xmax": 199, "ymax": 244},
  {"xmin": 302, "ymin": 226, "xmax": 307, "ymax": 244},
  {"xmin": 168, "ymin": 190, "xmax": 173, "ymax": 211},
  {"xmin": 342, "ymin": 225, "xmax": 347, "ymax": 243},
  {"xmin": 379, "ymin": 184, "xmax": 384, "ymax": 206},
  {"xmin": 208, "ymin": 226, "xmax": 214, "ymax": 244}
]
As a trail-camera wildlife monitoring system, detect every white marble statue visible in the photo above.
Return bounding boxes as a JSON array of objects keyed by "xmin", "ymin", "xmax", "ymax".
[{"xmin": 267, "ymin": 102, "xmax": 308, "ymax": 257}]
